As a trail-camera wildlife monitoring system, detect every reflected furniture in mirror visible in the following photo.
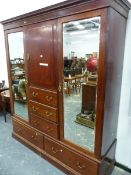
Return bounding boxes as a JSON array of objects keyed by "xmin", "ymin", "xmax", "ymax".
[
  {"xmin": 63, "ymin": 17, "xmax": 100, "ymax": 151},
  {"xmin": 1, "ymin": 90, "xmax": 10, "ymax": 122},
  {"xmin": 8, "ymin": 32, "xmax": 28, "ymax": 121},
  {"xmin": 1, "ymin": 0, "xmax": 130, "ymax": 175},
  {"xmin": 0, "ymin": 85, "xmax": 9, "ymax": 113}
]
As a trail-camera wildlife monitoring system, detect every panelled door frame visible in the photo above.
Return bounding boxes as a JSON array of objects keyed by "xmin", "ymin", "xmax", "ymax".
[
  {"xmin": 57, "ymin": 8, "xmax": 108, "ymax": 158},
  {"xmin": 4, "ymin": 27, "xmax": 30, "ymax": 124},
  {"xmin": 24, "ymin": 19, "xmax": 58, "ymax": 91}
]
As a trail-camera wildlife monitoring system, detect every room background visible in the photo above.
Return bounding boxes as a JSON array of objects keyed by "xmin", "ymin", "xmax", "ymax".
[{"xmin": 0, "ymin": 0, "xmax": 131, "ymax": 169}]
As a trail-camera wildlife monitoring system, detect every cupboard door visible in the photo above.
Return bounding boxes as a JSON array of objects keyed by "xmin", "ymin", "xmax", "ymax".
[
  {"xmin": 25, "ymin": 20, "xmax": 58, "ymax": 90},
  {"xmin": 58, "ymin": 9, "xmax": 106, "ymax": 155},
  {"xmin": 8, "ymin": 31, "xmax": 29, "ymax": 121}
]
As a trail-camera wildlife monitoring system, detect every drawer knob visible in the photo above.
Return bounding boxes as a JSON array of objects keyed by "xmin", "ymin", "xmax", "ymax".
[
  {"xmin": 76, "ymin": 162, "xmax": 86, "ymax": 169},
  {"xmin": 51, "ymin": 147, "xmax": 58, "ymax": 154},
  {"xmin": 16, "ymin": 128, "xmax": 22, "ymax": 132},
  {"xmin": 32, "ymin": 106, "xmax": 38, "ymax": 112},
  {"xmin": 58, "ymin": 83, "xmax": 62, "ymax": 92},
  {"xmin": 32, "ymin": 92, "xmax": 38, "ymax": 97},
  {"xmin": 45, "ymin": 111, "xmax": 53, "ymax": 117},
  {"xmin": 31, "ymin": 135, "xmax": 35, "ymax": 139},
  {"xmin": 45, "ymin": 96, "xmax": 53, "ymax": 102},
  {"xmin": 33, "ymin": 121, "xmax": 40, "ymax": 126},
  {"xmin": 25, "ymin": 79, "xmax": 28, "ymax": 85}
]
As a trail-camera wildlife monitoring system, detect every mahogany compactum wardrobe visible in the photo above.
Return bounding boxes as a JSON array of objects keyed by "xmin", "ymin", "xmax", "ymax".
[{"xmin": 1, "ymin": 0, "xmax": 131, "ymax": 175}]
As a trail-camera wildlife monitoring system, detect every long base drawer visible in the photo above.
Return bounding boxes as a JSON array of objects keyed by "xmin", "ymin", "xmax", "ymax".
[
  {"xmin": 13, "ymin": 119, "xmax": 44, "ymax": 149},
  {"xmin": 45, "ymin": 137, "xmax": 99, "ymax": 175}
]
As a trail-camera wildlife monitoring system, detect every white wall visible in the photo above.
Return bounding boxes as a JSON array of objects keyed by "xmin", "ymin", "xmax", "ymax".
[
  {"xmin": 0, "ymin": 0, "xmax": 67, "ymax": 21},
  {"xmin": 116, "ymin": 10, "xmax": 131, "ymax": 168},
  {"xmin": 8, "ymin": 32, "xmax": 24, "ymax": 60},
  {"xmin": 0, "ymin": 24, "xmax": 8, "ymax": 85},
  {"xmin": 63, "ymin": 34, "xmax": 100, "ymax": 58}
]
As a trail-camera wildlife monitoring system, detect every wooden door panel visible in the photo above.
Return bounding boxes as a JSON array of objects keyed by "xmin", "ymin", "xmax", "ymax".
[{"xmin": 25, "ymin": 20, "xmax": 57, "ymax": 90}]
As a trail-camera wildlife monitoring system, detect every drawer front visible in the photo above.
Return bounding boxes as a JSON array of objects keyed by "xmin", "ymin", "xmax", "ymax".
[
  {"xmin": 31, "ymin": 114, "xmax": 58, "ymax": 139},
  {"xmin": 29, "ymin": 100, "xmax": 57, "ymax": 122},
  {"xmin": 29, "ymin": 86, "xmax": 57, "ymax": 107},
  {"xmin": 45, "ymin": 137, "xmax": 98, "ymax": 175},
  {"xmin": 13, "ymin": 120, "xmax": 44, "ymax": 149}
]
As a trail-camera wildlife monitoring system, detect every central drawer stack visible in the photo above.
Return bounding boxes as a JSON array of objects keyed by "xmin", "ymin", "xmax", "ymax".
[{"xmin": 29, "ymin": 86, "xmax": 59, "ymax": 139}]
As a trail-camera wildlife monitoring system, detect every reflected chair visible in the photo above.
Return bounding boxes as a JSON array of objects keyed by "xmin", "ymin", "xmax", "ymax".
[{"xmin": 1, "ymin": 90, "xmax": 10, "ymax": 122}]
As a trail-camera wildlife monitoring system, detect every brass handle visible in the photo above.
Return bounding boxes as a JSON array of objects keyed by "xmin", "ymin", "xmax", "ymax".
[
  {"xmin": 76, "ymin": 162, "xmax": 86, "ymax": 169},
  {"xmin": 31, "ymin": 135, "xmax": 35, "ymax": 139},
  {"xmin": 51, "ymin": 147, "xmax": 58, "ymax": 154},
  {"xmin": 25, "ymin": 79, "xmax": 28, "ymax": 85},
  {"xmin": 16, "ymin": 128, "xmax": 22, "ymax": 132},
  {"xmin": 27, "ymin": 53, "xmax": 30, "ymax": 61},
  {"xmin": 31, "ymin": 134, "xmax": 37, "ymax": 140},
  {"xmin": 32, "ymin": 92, "xmax": 38, "ymax": 97},
  {"xmin": 45, "ymin": 96, "xmax": 53, "ymax": 102},
  {"xmin": 45, "ymin": 111, "xmax": 52, "ymax": 117},
  {"xmin": 33, "ymin": 121, "xmax": 39, "ymax": 126},
  {"xmin": 58, "ymin": 83, "xmax": 62, "ymax": 92},
  {"xmin": 32, "ymin": 106, "xmax": 38, "ymax": 112}
]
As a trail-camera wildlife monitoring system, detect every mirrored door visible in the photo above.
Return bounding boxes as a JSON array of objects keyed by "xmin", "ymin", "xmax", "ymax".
[
  {"xmin": 8, "ymin": 32, "xmax": 28, "ymax": 121},
  {"xmin": 63, "ymin": 16, "xmax": 101, "ymax": 152}
]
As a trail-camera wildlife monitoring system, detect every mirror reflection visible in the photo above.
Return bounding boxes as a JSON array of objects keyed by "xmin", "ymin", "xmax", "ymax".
[
  {"xmin": 8, "ymin": 32, "xmax": 28, "ymax": 121},
  {"xmin": 63, "ymin": 17, "xmax": 100, "ymax": 151}
]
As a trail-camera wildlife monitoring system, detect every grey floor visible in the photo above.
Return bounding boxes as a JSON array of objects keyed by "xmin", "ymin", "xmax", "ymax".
[
  {"xmin": 0, "ymin": 113, "xmax": 130, "ymax": 175},
  {"xmin": 64, "ymin": 93, "xmax": 95, "ymax": 151},
  {"xmin": 14, "ymin": 101, "xmax": 28, "ymax": 121}
]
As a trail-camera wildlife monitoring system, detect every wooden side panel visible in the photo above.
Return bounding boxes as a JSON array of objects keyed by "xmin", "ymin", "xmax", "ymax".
[
  {"xmin": 25, "ymin": 20, "xmax": 58, "ymax": 90},
  {"xmin": 101, "ymin": 8, "xmax": 127, "ymax": 156}
]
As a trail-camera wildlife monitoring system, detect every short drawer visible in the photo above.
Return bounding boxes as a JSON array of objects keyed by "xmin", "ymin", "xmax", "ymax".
[
  {"xmin": 13, "ymin": 120, "xmax": 44, "ymax": 149},
  {"xmin": 45, "ymin": 137, "xmax": 98, "ymax": 175},
  {"xmin": 31, "ymin": 114, "xmax": 58, "ymax": 139},
  {"xmin": 29, "ymin": 100, "xmax": 58, "ymax": 122},
  {"xmin": 29, "ymin": 86, "xmax": 57, "ymax": 107}
]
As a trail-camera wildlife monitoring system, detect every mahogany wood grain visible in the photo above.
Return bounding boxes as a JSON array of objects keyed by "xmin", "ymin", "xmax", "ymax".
[
  {"xmin": 45, "ymin": 137, "xmax": 99, "ymax": 175},
  {"xmin": 29, "ymin": 100, "xmax": 58, "ymax": 123},
  {"xmin": 29, "ymin": 86, "xmax": 57, "ymax": 107},
  {"xmin": 25, "ymin": 20, "xmax": 58, "ymax": 90},
  {"xmin": 31, "ymin": 113, "xmax": 59, "ymax": 139},
  {"xmin": 1, "ymin": 0, "xmax": 130, "ymax": 30},
  {"xmin": 13, "ymin": 119, "xmax": 44, "ymax": 149},
  {"xmin": 2, "ymin": 0, "xmax": 131, "ymax": 175},
  {"xmin": 101, "ymin": 7, "xmax": 127, "ymax": 156}
]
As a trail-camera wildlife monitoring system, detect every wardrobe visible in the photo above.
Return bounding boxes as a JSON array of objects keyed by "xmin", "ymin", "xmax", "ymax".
[{"xmin": 1, "ymin": 0, "xmax": 131, "ymax": 174}]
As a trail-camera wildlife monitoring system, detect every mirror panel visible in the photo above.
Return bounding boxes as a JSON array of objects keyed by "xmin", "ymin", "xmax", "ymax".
[
  {"xmin": 8, "ymin": 32, "xmax": 28, "ymax": 121},
  {"xmin": 63, "ymin": 16, "xmax": 100, "ymax": 151}
]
